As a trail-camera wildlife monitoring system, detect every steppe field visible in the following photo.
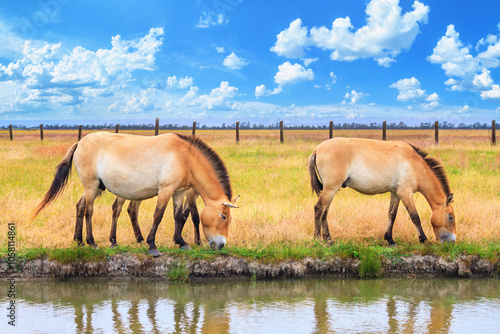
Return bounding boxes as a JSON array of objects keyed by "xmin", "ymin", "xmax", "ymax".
[{"xmin": 1, "ymin": 128, "xmax": 499, "ymax": 253}]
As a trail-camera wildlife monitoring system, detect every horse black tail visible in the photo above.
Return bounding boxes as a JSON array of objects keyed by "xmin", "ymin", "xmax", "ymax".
[
  {"xmin": 32, "ymin": 142, "xmax": 78, "ymax": 219},
  {"xmin": 308, "ymin": 151, "xmax": 323, "ymax": 196}
]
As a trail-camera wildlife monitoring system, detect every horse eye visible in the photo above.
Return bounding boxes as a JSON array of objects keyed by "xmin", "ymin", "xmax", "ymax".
[
  {"xmin": 448, "ymin": 215, "xmax": 454, "ymax": 222},
  {"xmin": 220, "ymin": 213, "xmax": 226, "ymax": 220}
]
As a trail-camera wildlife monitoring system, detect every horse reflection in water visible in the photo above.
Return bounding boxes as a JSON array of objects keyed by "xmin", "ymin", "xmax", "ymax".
[
  {"xmin": 309, "ymin": 138, "xmax": 456, "ymax": 245},
  {"xmin": 6, "ymin": 279, "xmax": 498, "ymax": 333},
  {"xmin": 33, "ymin": 133, "xmax": 239, "ymax": 255}
]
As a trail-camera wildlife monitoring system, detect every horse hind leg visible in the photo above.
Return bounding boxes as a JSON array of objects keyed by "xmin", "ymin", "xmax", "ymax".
[
  {"xmin": 74, "ymin": 195, "xmax": 86, "ymax": 246},
  {"xmin": 146, "ymin": 187, "xmax": 174, "ymax": 257},
  {"xmin": 110, "ymin": 197, "xmax": 126, "ymax": 247},
  {"xmin": 127, "ymin": 201, "xmax": 144, "ymax": 243},
  {"xmin": 314, "ymin": 186, "xmax": 340, "ymax": 241},
  {"xmin": 384, "ymin": 193, "xmax": 400, "ymax": 246},
  {"xmin": 84, "ymin": 187, "xmax": 101, "ymax": 248}
]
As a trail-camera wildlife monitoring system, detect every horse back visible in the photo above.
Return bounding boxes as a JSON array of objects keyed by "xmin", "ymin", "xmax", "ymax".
[
  {"xmin": 314, "ymin": 138, "xmax": 419, "ymax": 194},
  {"xmin": 73, "ymin": 132, "xmax": 191, "ymax": 200}
]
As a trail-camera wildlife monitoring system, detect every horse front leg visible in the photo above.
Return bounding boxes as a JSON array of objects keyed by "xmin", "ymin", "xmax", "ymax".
[
  {"xmin": 146, "ymin": 189, "xmax": 173, "ymax": 257},
  {"xmin": 183, "ymin": 193, "xmax": 201, "ymax": 245},
  {"xmin": 172, "ymin": 193, "xmax": 190, "ymax": 250},
  {"xmin": 384, "ymin": 192, "xmax": 400, "ymax": 246},
  {"xmin": 398, "ymin": 191, "xmax": 428, "ymax": 244},
  {"xmin": 110, "ymin": 197, "xmax": 126, "ymax": 247},
  {"xmin": 127, "ymin": 201, "xmax": 144, "ymax": 243},
  {"xmin": 74, "ymin": 195, "xmax": 86, "ymax": 246}
]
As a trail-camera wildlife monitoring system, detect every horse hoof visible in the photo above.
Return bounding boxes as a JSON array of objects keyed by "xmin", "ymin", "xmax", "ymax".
[
  {"xmin": 180, "ymin": 245, "xmax": 192, "ymax": 250},
  {"xmin": 148, "ymin": 249, "xmax": 162, "ymax": 257},
  {"xmin": 91, "ymin": 244, "xmax": 98, "ymax": 249},
  {"xmin": 110, "ymin": 244, "xmax": 117, "ymax": 249}
]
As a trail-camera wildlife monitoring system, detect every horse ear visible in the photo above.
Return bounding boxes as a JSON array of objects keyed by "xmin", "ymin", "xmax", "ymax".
[
  {"xmin": 446, "ymin": 193, "xmax": 454, "ymax": 206},
  {"xmin": 223, "ymin": 202, "xmax": 238, "ymax": 208},
  {"xmin": 232, "ymin": 195, "xmax": 240, "ymax": 204}
]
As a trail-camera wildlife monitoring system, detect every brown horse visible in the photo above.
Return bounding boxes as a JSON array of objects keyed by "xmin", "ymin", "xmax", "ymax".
[
  {"xmin": 103, "ymin": 188, "xmax": 201, "ymax": 249},
  {"xmin": 33, "ymin": 132, "xmax": 238, "ymax": 256},
  {"xmin": 308, "ymin": 138, "xmax": 456, "ymax": 245}
]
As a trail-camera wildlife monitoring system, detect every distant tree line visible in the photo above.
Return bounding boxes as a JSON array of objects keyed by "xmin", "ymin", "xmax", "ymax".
[{"xmin": 1, "ymin": 121, "xmax": 497, "ymax": 130}]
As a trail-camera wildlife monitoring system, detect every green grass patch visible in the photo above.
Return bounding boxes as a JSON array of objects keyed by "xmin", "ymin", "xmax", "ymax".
[{"xmin": 167, "ymin": 260, "xmax": 190, "ymax": 283}]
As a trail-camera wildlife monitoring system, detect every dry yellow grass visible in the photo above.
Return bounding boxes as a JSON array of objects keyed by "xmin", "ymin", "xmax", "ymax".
[{"xmin": 1, "ymin": 128, "xmax": 499, "ymax": 250}]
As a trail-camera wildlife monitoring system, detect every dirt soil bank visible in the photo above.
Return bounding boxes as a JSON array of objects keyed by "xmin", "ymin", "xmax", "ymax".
[{"xmin": 1, "ymin": 254, "xmax": 498, "ymax": 280}]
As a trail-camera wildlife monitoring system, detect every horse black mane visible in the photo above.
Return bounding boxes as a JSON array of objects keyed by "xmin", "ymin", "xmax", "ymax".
[
  {"xmin": 175, "ymin": 134, "xmax": 232, "ymax": 200},
  {"xmin": 409, "ymin": 144, "xmax": 451, "ymax": 197}
]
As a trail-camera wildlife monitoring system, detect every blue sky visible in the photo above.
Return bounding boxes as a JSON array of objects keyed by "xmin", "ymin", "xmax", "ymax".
[{"xmin": 1, "ymin": 0, "xmax": 499, "ymax": 125}]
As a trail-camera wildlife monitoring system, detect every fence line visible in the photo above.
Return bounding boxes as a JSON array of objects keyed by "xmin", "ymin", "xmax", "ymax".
[{"xmin": 3, "ymin": 119, "xmax": 498, "ymax": 145}]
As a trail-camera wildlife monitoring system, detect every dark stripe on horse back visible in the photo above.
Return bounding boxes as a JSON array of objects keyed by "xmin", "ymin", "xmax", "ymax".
[
  {"xmin": 409, "ymin": 144, "xmax": 451, "ymax": 197},
  {"xmin": 174, "ymin": 134, "xmax": 232, "ymax": 200}
]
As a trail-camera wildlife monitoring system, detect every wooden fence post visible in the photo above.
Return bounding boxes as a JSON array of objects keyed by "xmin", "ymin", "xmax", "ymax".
[
  {"xmin": 78, "ymin": 125, "xmax": 82, "ymax": 141},
  {"xmin": 280, "ymin": 120, "xmax": 284, "ymax": 143},
  {"xmin": 40, "ymin": 124, "xmax": 44, "ymax": 141},
  {"xmin": 9, "ymin": 124, "xmax": 13, "ymax": 141},
  {"xmin": 115, "ymin": 124, "xmax": 119, "ymax": 133},
  {"xmin": 382, "ymin": 121, "xmax": 387, "ymax": 141},
  {"xmin": 236, "ymin": 121, "xmax": 240, "ymax": 143},
  {"xmin": 435, "ymin": 121, "xmax": 439, "ymax": 144},
  {"xmin": 329, "ymin": 121, "xmax": 333, "ymax": 139},
  {"xmin": 155, "ymin": 118, "xmax": 159, "ymax": 136},
  {"xmin": 493, "ymin": 120, "xmax": 496, "ymax": 145},
  {"xmin": 192, "ymin": 122, "xmax": 196, "ymax": 136}
]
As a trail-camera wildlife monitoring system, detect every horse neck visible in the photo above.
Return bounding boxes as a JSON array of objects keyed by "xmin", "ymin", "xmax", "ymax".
[
  {"xmin": 417, "ymin": 162, "xmax": 447, "ymax": 210},
  {"xmin": 188, "ymin": 150, "xmax": 227, "ymax": 204}
]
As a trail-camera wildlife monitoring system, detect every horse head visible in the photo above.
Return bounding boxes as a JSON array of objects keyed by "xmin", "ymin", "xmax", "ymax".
[
  {"xmin": 201, "ymin": 196, "xmax": 239, "ymax": 250},
  {"xmin": 431, "ymin": 194, "xmax": 456, "ymax": 243}
]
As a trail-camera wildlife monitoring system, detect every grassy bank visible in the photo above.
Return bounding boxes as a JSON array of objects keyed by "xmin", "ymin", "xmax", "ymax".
[{"xmin": 1, "ymin": 129, "xmax": 499, "ymax": 255}]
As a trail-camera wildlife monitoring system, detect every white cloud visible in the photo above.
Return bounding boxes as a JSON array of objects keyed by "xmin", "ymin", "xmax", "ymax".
[
  {"xmin": 343, "ymin": 90, "xmax": 365, "ymax": 105},
  {"xmin": 390, "ymin": 77, "xmax": 425, "ymax": 102},
  {"xmin": 166, "ymin": 75, "xmax": 194, "ymax": 89},
  {"xmin": 301, "ymin": 57, "xmax": 318, "ymax": 67},
  {"xmin": 196, "ymin": 11, "xmax": 228, "ymax": 28},
  {"xmin": 254, "ymin": 84, "xmax": 282, "ymax": 98},
  {"xmin": 108, "ymin": 88, "xmax": 158, "ymax": 114},
  {"xmin": 215, "ymin": 46, "xmax": 225, "ymax": 53},
  {"xmin": 481, "ymin": 84, "xmax": 500, "ymax": 100},
  {"xmin": 271, "ymin": 0, "xmax": 429, "ymax": 66},
  {"xmin": 429, "ymin": 24, "xmax": 500, "ymax": 96},
  {"xmin": 390, "ymin": 77, "xmax": 440, "ymax": 110},
  {"xmin": 457, "ymin": 105, "xmax": 472, "ymax": 114},
  {"xmin": 270, "ymin": 18, "xmax": 310, "ymax": 58},
  {"xmin": 330, "ymin": 71, "xmax": 337, "ymax": 84},
  {"xmin": 180, "ymin": 81, "xmax": 238, "ymax": 109},
  {"xmin": 496, "ymin": 106, "xmax": 500, "ymax": 113},
  {"xmin": 0, "ymin": 27, "xmax": 164, "ymax": 112},
  {"xmin": 223, "ymin": 52, "xmax": 248, "ymax": 70},
  {"xmin": 274, "ymin": 61, "xmax": 314, "ymax": 86}
]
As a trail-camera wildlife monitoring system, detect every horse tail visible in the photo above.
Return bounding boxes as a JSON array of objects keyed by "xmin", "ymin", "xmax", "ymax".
[
  {"xmin": 308, "ymin": 151, "xmax": 323, "ymax": 196},
  {"xmin": 32, "ymin": 142, "xmax": 78, "ymax": 219}
]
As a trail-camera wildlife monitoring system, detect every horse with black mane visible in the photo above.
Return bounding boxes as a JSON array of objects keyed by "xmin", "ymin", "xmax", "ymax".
[
  {"xmin": 33, "ymin": 132, "xmax": 238, "ymax": 256},
  {"xmin": 308, "ymin": 138, "xmax": 456, "ymax": 245}
]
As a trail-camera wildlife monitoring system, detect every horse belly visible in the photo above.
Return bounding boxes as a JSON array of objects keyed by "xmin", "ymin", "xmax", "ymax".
[
  {"xmin": 346, "ymin": 161, "xmax": 398, "ymax": 195},
  {"xmin": 96, "ymin": 161, "xmax": 161, "ymax": 201}
]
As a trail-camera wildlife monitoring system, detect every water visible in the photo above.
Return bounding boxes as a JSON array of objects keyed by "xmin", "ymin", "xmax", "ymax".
[{"xmin": 1, "ymin": 278, "xmax": 499, "ymax": 333}]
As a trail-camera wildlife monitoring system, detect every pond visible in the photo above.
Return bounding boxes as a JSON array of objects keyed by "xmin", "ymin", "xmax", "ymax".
[{"xmin": 1, "ymin": 278, "xmax": 499, "ymax": 333}]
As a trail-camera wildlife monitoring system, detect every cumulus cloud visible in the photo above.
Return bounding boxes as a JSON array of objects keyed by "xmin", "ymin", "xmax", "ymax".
[
  {"xmin": 180, "ymin": 81, "xmax": 238, "ymax": 109},
  {"xmin": 166, "ymin": 75, "xmax": 194, "ymax": 89},
  {"xmin": 390, "ymin": 77, "xmax": 440, "ymax": 110},
  {"xmin": 270, "ymin": 0, "xmax": 429, "ymax": 66},
  {"xmin": 343, "ymin": 90, "xmax": 366, "ymax": 105},
  {"xmin": 108, "ymin": 88, "xmax": 158, "ymax": 114},
  {"xmin": 330, "ymin": 71, "xmax": 337, "ymax": 84},
  {"xmin": 457, "ymin": 105, "xmax": 472, "ymax": 114},
  {"xmin": 428, "ymin": 24, "xmax": 500, "ymax": 99},
  {"xmin": 0, "ymin": 27, "xmax": 164, "ymax": 111},
  {"xmin": 254, "ymin": 84, "xmax": 282, "ymax": 98},
  {"xmin": 215, "ymin": 46, "xmax": 225, "ymax": 53},
  {"xmin": 274, "ymin": 61, "xmax": 314, "ymax": 86},
  {"xmin": 196, "ymin": 11, "xmax": 228, "ymax": 28},
  {"xmin": 223, "ymin": 52, "xmax": 248, "ymax": 70}
]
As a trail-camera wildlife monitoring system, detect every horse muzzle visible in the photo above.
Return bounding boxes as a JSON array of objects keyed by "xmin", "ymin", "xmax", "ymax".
[
  {"xmin": 208, "ymin": 236, "xmax": 226, "ymax": 250},
  {"xmin": 440, "ymin": 232, "xmax": 456, "ymax": 243}
]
